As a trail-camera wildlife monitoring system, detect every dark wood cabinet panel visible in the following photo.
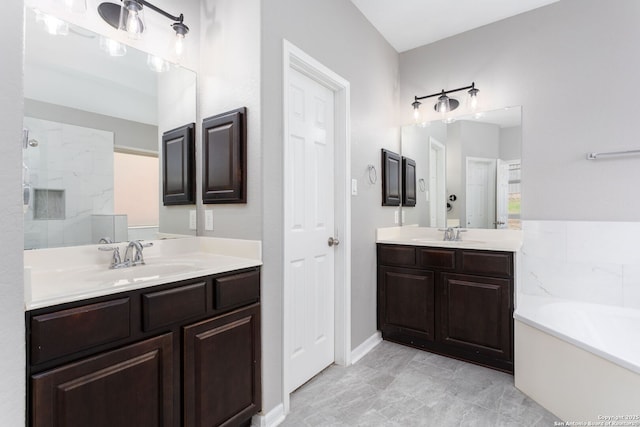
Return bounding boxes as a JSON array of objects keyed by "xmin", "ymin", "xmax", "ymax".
[
  {"xmin": 31, "ymin": 333, "xmax": 173, "ymax": 427},
  {"xmin": 381, "ymin": 149, "xmax": 401, "ymax": 206},
  {"xmin": 440, "ymin": 273, "xmax": 512, "ymax": 361},
  {"xmin": 378, "ymin": 266, "xmax": 435, "ymax": 342},
  {"xmin": 162, "ymin": 123, "xmax": 196, "ymax": 205},
  {"xmin": 418, "ymin": 248, "xmax": 456, "ymax": 270},
  {"xmin": 402, "ymin": 156, "xmax": 416, "ymax": 207},
  {"xmin": 202, "ymin": 107, "xmax": 247, "ymax": 204},
  {"xmin": 184, "ymin": 304, "xmax": 261, "ymax": 427},
  {"xmin": 30, "ymin": 298, "xmax": 130, "ymax": 365},
  {"xmin": 142, "ymin": 282, "xmax": 207, "ymax": 331},
  {"xmin": 214, "ymin": 269, "xmax": 260, "ymax": 311},
  {"xmin": 460, "ymin": 250, "xmax": 513, "ymax": 277},
  {"xmin": 377, "ymin": 244, "xmax": 416, "ymax": 268}
]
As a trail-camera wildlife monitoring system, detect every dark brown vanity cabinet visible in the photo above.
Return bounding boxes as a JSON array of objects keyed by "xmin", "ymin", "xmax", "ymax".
[
  {"xmin": 27, "ymin": 268, "xmax": 261, "ymax": 427},
  {"xmin": 377, "ymin": 244, "xmax": 514, "ymax": 372}
]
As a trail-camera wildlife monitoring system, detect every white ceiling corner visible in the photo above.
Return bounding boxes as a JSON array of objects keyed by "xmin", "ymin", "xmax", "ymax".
[{"xmin": 349, "ymin": 0, "xmax": 561, "ymax": 52}]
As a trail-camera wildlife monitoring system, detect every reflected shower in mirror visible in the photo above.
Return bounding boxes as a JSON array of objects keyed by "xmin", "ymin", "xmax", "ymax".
[
  {"xmin": 401, "ymin": 107, "xmax": 522, "ymax": 230},
  {"xmin": 23, "ymin": 7, "xmax": 197, "ymax": 249}
]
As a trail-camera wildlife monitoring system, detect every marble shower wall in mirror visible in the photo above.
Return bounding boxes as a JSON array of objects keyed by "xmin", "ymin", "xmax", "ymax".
[
  {"xmin": 23, "ymin": 7, "xmax": 197, "ymax": 249},
  {"xmin": 401, "ymin": 107, "xmax": 522, "ymax": 230}
]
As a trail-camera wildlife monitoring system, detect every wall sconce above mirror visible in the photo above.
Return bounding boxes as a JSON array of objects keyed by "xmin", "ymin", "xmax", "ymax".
[
  {"xmin": 412, "ymin": 82, "xmax": 479, "ymax": 123},
  {"xmin": 98, "ymin": 0, "xmax": 189, "ymax": 60}
]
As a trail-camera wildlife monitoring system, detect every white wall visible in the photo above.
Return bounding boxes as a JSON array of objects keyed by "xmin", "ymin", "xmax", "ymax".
[
  {"xmin": 400, "ymin": 0, "xmax": 640, "ymax": 222},
  {"xmin": 197, "ymin": 0, "xmax": 262, "ymax": 240},
  {"xmin": 0, "ymin": 1, "xmax": 25, "ymax": 424},
  {"xmin": 500, "ymin": 126, "xmax": 522, "ymax": 161},
  {"xmin": 261, "ymin": 0, "xmax": 399, "ymax": 413}
]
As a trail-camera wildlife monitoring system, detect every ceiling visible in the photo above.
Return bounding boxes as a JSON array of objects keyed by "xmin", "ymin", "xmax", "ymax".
[{"xmin": 349, "ymin": 0, "xmax": 560, "ymax": 52}]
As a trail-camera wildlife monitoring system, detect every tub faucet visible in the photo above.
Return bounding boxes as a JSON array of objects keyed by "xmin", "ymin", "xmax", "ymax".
[{"xmin": 123, "ymin": 240, "xmax": 153, "ymax": 266}]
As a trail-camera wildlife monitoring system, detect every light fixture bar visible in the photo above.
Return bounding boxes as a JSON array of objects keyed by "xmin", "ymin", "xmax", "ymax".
[
  {"xmin": 414, "ymin": 82, "xmax": 477, "ymax": 103},
  {"xmin": 136, "ymin": 0, "xmax": 184, "ymax": 24}
]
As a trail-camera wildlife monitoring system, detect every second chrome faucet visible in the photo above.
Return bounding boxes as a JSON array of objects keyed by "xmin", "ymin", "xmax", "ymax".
[{"xmin": 98, "ymin": 240, "xmax": 153, "ymax": 269}]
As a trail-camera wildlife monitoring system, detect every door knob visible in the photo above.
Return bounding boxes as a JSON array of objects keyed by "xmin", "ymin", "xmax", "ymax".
[{"xmin": 328, "ymin": 237, "xmax": 340, "ymax": 247}]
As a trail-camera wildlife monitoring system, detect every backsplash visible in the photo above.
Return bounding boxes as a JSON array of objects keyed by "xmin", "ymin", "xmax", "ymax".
[{"xmin": 520, "ymin": 220, "xmax": 640, "ymax": 309}]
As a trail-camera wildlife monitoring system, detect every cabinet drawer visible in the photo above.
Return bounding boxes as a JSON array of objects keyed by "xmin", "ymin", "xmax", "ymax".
[
  {"xmin": 142, "ymin": 282, "xmax": 207, "ymax": 331},
  {"xmin": 460, "ymin": 250, "xmax": 513, "ymax": 277},
  {"xmin": 214, "ymin": 270, "xmax": 260, "ymax": 311},
  {"xmin": 377, "ymin": 245, "xmax": 416, "ymax": 267},
  {"xmin": 30, "ymin": 298, "xmax": 130, "ymax": 365},
  {"xmin": 418, "ymin": 248, "xmax": 456, "ymax": 269}
]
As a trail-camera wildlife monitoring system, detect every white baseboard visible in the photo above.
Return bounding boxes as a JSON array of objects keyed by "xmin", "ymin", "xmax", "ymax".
[
  {"xmin": 350, "ymin": 331, "xmax": 382, "ymax": 364},
  {"xmin": 252, "ymin": 403, "xmax": 286, "ymax": 427}
]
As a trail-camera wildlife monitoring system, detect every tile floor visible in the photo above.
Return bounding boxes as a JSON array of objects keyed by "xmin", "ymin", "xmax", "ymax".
[{"xmin": 281, "ymin": 340, "xmax": 560, "ymax": 426}]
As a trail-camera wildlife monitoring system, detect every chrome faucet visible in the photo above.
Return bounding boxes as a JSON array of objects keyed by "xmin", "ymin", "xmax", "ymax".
[
  {"xmin": 438, "ymin": 227, "xmax": 467, "ymax": 241},
  {"xmin": 123, "ymin": 240, "xmax": 153, "ymax": 266},
  {"xmin": 98, "ymin": 240, "xmax": 153, "ymax": 269}
]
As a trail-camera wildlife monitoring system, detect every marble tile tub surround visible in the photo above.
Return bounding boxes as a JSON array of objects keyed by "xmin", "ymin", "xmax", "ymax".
[
  {"xmin": 520, "ymin": 220, "xmax": 640, "ymax": 309},
  {"xmin": 282, "ymin": 341, "xmax": 558, "ymax": 427},
  {"xmin": 24, "ymin": 236, "xmax": 262, "ymax": 310},
  {"xmin": 376, "ymin": 226, "xmax": 523, "ymax": 252}
]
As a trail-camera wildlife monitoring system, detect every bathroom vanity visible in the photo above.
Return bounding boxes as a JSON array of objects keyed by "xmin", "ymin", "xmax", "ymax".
[
  {"xmin": 376, "ymin": 227, "xmax": 521, "ymax": 373},
  {"xmin": 25, "ymin": 237, "xmax": 262, "ymax": 427}
]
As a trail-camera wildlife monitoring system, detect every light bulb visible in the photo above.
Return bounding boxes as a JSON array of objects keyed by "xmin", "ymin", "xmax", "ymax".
[
  {"xmin": 468, "ymin": 85, "xmax": 479, "ymax": 110},
  {"xmin": 175, "ymin": 33, "xmax": 185, "ymax": 60},
  {"xmin": 412, "ymin": 100, "xmax": 422, "ymax": 124},
  {"xmin": 100, "ymin": 37, "xmax": 127, "ymax": 57},
  {"xmin": 119, "ymin": 0, "xmax": 145, "ymax": 39}
]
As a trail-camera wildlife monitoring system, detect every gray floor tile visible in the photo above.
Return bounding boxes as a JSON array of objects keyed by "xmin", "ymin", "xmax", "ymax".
[{"xmin": 281, "ymin": 341, "xmax": 560, "ymax": 427}]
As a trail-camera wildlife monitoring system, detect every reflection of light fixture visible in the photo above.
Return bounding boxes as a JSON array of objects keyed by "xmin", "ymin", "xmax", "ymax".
[
  {"xmin": 98, "ymin": 1, "xmax": 189, "ymax": 56},
  {"xmin": 35, "ymin": 10, "xmax": 69, "ymax": 35},
  {"xmin": 99, "ymin": 36, "xmax": 127, "ymax": 56},
  {"xmin": 412, "ymin": 82, "xmax": 479, "ymax": 122},
  {"xmin": 147, "ymin": 54, "xmax": 170, "ymax": 72}
]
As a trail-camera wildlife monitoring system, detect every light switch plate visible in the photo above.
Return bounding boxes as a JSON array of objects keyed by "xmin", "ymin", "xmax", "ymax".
[
  {"xmin": 189, "ymin": 210, "xmax": 196, "ymax": 230},
  {"xmin": 205, "ymin": 210, "xmax": 214, "ymax": 231},
  {"xmin": 351, "ymin": 179, "xmax": 358, "ymax": 196}
]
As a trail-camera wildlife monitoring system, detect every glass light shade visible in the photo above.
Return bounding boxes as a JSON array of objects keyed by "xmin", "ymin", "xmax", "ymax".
[
  {"xmin": 437, "ymin": 94, "xmax": 451, "ymax": 115},
  {"xmin": 412, "ymin": 101, "xmax": 422, "ymax": 124},
  {"xmin": 119, "ymin": 0, "xmax": 145, "ymax": 39},
  {"xmin": 99, "ymin": 36, "xmax": 127, "ymax": 57},
  {"xmin": 147, "ymin": 54, "xmax": 170, "ymax": 73},
  {"xmin": 174, "ymin": 33, "xmax": 185, "ymax": 61},
  {"xmin": 468, "ymin": 87, "xmax": 479, "ymax": 110}
]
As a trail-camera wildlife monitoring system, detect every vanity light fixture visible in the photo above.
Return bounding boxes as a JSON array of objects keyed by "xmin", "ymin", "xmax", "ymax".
[
  {"xmin": 412, "ymin": 82, "xmax": 479, "ymax": 123},
  {"xmin": 98, "ymin": 1, "xmax": 189, "ymax": 56}
]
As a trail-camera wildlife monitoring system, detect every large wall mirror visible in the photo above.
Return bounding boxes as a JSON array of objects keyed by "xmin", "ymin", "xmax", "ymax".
[
  {"xmin": 401, "ymin": 106, "xmax": 522, "ymax": 229},
  {"xmin": 23, "ymin": 7, "xmax": 197, "ymax": 249}
]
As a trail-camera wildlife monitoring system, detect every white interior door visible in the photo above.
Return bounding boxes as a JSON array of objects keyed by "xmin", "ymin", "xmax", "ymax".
[
  {"xmin": 429, "ymin": 138, "xmax": 446, "ymax": 228},
  {"xmin": 285, "ymin": 68, "xmax": 335, "ymax": 393},
  {"xmin": 466, "ymin": 157, "xmax": 496, "ymax": 228},
  {"xmin": 495, "ymin": 159, "xmax": 509, "ymax": 229}
]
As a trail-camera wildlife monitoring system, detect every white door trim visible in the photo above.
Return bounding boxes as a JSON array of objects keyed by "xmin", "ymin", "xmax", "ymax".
[{"xmin": 282, "ymin": 39, "xmax": 351, "ymax": 413}]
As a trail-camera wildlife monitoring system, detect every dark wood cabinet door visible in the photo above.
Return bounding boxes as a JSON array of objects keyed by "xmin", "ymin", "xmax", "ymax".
[
  {"xmin": 378, "ymin": 266, "xmax": 435, "ymax": 341},
  {"xmin": 31, "ymin": 333, "xmax": 173, "ymax": 427},
  {"xmin": 440, "ymin": 273, "xmax": 512, "ymax": 361},
  {"xmin": 202, "ymin": 107, "xmax": 247, "ymax": 204},
  {"xmin": 163, "ymin": 123, "xmax": 196, "ymax": 205},
  {"xmin": 381, "ymin": 149, "xmax": 401, "ymax": 206},
  {"xmin": 183, "ymin": 304, "xmax": 261, "ymax": 427},
  {"xmin": 402, "ymin": 156, "xmax": 416, "ymax": 206}
]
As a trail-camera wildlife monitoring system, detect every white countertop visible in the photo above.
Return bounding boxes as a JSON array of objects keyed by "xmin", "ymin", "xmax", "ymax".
[
  {"xmin": 24, "ymin": 237, "xmax": 262, "ymax": 310},
  {"xmin": 376, "ymin": 226, "xmax": 523, "ymax": 252}
]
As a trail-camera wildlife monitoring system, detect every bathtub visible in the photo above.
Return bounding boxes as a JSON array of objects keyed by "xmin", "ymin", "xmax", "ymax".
[{"xmin": 514, "ymin": 295, "xmax": 640, "ymax": 422}]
